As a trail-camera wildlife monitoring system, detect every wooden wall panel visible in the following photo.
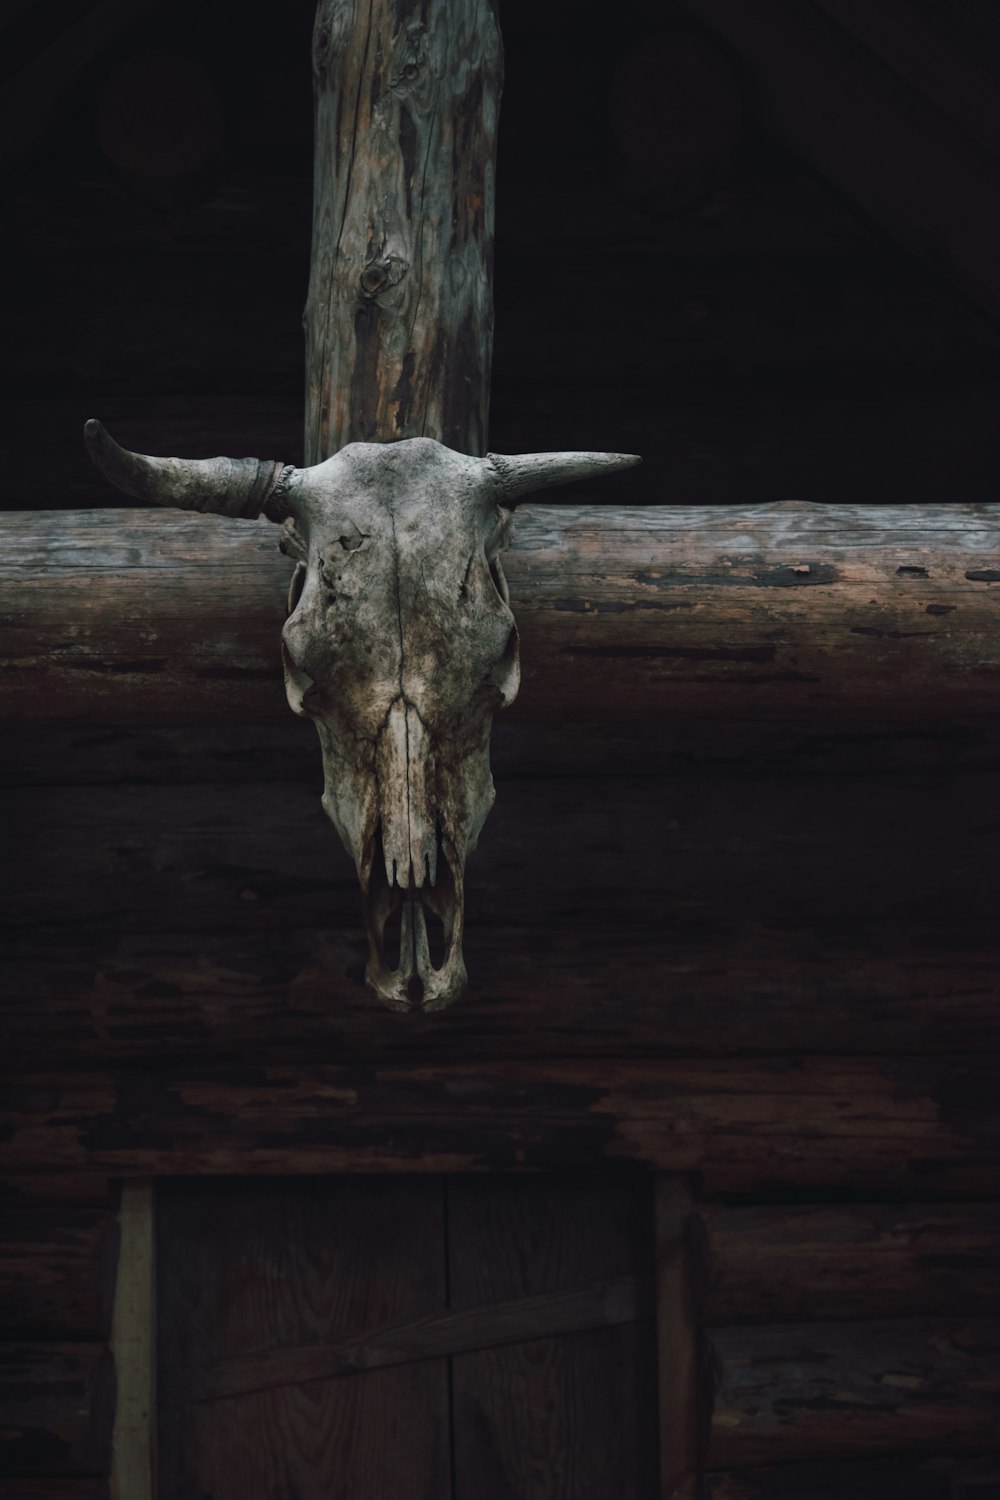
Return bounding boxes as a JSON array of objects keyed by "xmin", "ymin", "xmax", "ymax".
[
  {"xmin": 109, "ymin": 1183, "xmax": 154, "ymax": 1500},
  {"xmin": 5, "ymin": 921, "xmax": 999, "ymax": 1069},
  {"xmin": 701, "ymin": 1202, "xmax": 1000, "ymax": 1324},
  {"xmin": 3, "ymin": 1056, "xmax": 998, "ymax": 1194},
  {"xmin": 0, "ymin": 1342, "xmax": 114, "ymax": 1478},
  {"xmin": 5, "ymin": 1483, "xmax": 111, "ymax": 1500},
  {"xmin": 3, "ymin": 770, "xmax": 997, "ymax": 1068},
  {"xmin": 0, "ymin": 1209, "xmax": 118, "ymax": 1339},
  {"xmin": 448, "ymin": 1175, "xmax": 659, "ymax": 1500},
  {"xmin": 704, "ymin": 1453, "xmax": 1000, "ymax": 1499},
  {"xmin": 5, "ymin": 775, "xmax": 998, "ymax": 938},
  {"xmin": 708, "ymin": 1318, "xmax": 1000, "ymax": 1466},
  {"xmin": 157, "ymin": 1178, "xmax": 451, "ymax": 1500}
]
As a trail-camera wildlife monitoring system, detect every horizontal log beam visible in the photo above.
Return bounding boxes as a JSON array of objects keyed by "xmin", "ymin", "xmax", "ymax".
[
  {"xmin": 700, "ymin": 1202, "xmax": 1000, "ymax": 1324},
  {"xmin": 5, "ymin": 923, "xmax": 999, "ymax": 1067},
  {"xmin": 705, "ymin": 1454, "xmax": 1000, "ymax": 1500},
  {"xmin": 0, "ymin": 1341, "xmax": 114, "ymax": 1477},
  {"xmin": 2, "ymin": 1057, "xmax": 997, "ymax": 1193},
  {"xmin": 708, "ymin": 1317, "xmax": 1000, "ymax": 1466},
  {"xmin": 3, "ymin": 504, "xmax": 999, "ymax": 730},
  {"xmin": 0, "ymin": 1209, "xmax": 118, "ymax": 1339},
  {"xmin": 3, "ymin": 1483, "xmax": 111, "ymax": 1500},
  {"xmin": 3, "ymin": 774, "xmax": 994, "ymax": 939},
  {"xmin": 4, "ymin": 771, "xmax": 997, "ymax": 1067}
]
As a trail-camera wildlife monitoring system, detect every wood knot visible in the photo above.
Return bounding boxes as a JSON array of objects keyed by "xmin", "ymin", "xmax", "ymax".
[{"xmin": 359, "ymin": 254, "xmax": 408, "ymax": 300}]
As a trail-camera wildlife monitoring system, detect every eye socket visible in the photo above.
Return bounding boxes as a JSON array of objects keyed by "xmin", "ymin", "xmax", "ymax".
[
  {"xmin": 286, "ymin": 561, "xmax": 306, "ymax": 614},
  {"xmin": 491, "ymin": 622, "xmax": 520, "ymax": 706},
  {"xmin": 338, "ymin": 524, "xmax": 367, "ymax": 552},
  {"xmin": 489, "ymin": 555, "xmax": 510, "ymax": 606},
  {"xmin": 484, "ymin": 507, "xmax": 514, "ymax": 604},
  {"xmin": 485, "ymin": 507, "xmax": 514, "ymax": 563}
]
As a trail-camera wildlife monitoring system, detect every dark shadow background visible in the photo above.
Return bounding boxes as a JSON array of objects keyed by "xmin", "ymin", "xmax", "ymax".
[{"xmin": 4, "ymin": 0, "xmax": 1000, "ymax": 510}]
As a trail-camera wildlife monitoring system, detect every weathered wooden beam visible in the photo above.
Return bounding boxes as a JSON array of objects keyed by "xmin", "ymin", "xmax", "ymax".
[
  {"xmin": 305, "ymin": 0, "xmax": 500, "ymax": 460},
  {"xmin": 704, "ymin": 1453, "xmax": 1000, "ymax": 1500},
  {"xmin": 6, "ymin": 1483, "xmax": 111, "ymax": 1500},
  {"xmin": 5, "ymin": 775, "xmax": 995, "ymax": 940},
  {"xmin": 4, "ymin": 760, "xmax": 999, "ymax": 1066},
  {"xmin": 707, "ymin": 1317, "xmax": 1000, "ymax": 1466},
  {"xmin": 700, "ymin": 1202, "xmax": 1000, "ymax": 1324},
  {"xmin": 0, "ymin": 1341, "xmax": 114, "ymax": 1477},
  {"xmin": 0, "ymin": 1209, "xmax": 118, "ymax": 1339},
  {"xmin": 1, "ymin": 1057, "xmax": 996, "ymax": 1194},
  {"xmin": 3, "ymin": 503, "xmax": 999, "ymax": 729},
  {"xmin": 675, "ymin": 0, "xmax": 1000, "ymax": 323},
  {"xmin": 5, "ymin": 922, "xmax": 999, "ymax": 1069},
  {"xmin": 655, "ymin": 1178, "xmax": 703, "ymax": 1500},
  {"xmin": 108, "ymin": 1183, "xmax": 154, "ymax": 1500}
]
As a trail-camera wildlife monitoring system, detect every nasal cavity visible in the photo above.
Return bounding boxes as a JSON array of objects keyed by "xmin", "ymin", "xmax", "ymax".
[
  {"xmin": 425, "ymin": 902, "xmax": 447, "ymax": 970},
  {"xmin": 381, "ymin": 900, "xmax": 403, "ymax": 971}
]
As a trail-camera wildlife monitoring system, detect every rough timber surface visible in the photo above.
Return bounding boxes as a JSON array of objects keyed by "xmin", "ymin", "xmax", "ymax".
[
  {"xmin": 703, "ymin": 1453, "xmax": 1000, "ymax": 1499},
  {"xmin": 707, "ymin": 1317, "xmax": 1000, "ymax": 1466},
  {"xmin": 2, "ymin": 503, "xmax": 999, "ymax": 731},
  {"xmin": 0, "ymin": 1341, "xmax": 115, "ymax": 1477},
  {"xmin": 2, "ymin": 767, "xmax": 997, "ymax": 1065},
  {"xmin": 1, "ymin": 1057, "xmax": 997, "ymax": 1194},
  {"xmin": 158, "ymin": 1177, "xmax": 451, "ymax": 1499},
  {"xmin": 700, "ymin": 1201, "xmax": 1000, "ymax": 1324},
  {"xmin": 0, "ymin": 1207, "xmax": 118, "ymax": 1339},
  {"xmin": 305, "ymin": 0, "xmax": 499, "ymax": 460}
]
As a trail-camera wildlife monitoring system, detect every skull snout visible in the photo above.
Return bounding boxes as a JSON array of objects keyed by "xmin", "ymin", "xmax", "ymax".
[
  {"xmin": 364, "ymin": 698, "xmax": 466, "ymax": 1012},
  {"xmin": 375, "ymin": 701, "xmax": 437, "ymax": 889}
]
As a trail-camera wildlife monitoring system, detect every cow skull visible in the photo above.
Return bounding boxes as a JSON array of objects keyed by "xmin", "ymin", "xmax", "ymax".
[{"xmin": 85, "ymin": 421, "xmax": 639, "ymax": 1011}]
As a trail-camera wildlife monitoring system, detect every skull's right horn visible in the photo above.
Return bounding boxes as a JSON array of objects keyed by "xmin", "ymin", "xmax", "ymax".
[
  {"xmin": 486, "ymin": 450, "xmax": 641, "ymax": 504},
  {"xmin": 84, "ymin": 420, "xmax": 296, "ymax": 521}
]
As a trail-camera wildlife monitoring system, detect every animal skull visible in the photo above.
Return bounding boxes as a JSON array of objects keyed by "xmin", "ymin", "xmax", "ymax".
[{"xmin": 85, "ymin": 421, "xmax": 639, "ymax": 1011}]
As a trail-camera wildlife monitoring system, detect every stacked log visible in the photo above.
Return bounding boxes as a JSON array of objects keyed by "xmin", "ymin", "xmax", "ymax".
[{"xmin": 0, "ymin": 1184, "xmax": 119, "ymax": 1495}]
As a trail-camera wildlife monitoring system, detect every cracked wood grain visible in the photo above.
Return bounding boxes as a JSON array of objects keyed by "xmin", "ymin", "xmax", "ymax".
[
  {"xmin": 2, "ymin": 1056, "xmax": 997, "ymax": 1194},
  {"xmin": 305, "ymin": 0, "xmax": 500, "ymax": 460},
  {"xmin": 707, "ymin": 1317, "xmax": 1000, "ymax": 1466},
  {"xmin": 3, "ymin": 502, "xmax": 998, "ymax": 730}
]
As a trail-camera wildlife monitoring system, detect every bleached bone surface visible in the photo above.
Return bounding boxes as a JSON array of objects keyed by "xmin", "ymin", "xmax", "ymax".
[{"xmin": 85, "ymin": 421, "xmax": 638, "ymax": 1010}]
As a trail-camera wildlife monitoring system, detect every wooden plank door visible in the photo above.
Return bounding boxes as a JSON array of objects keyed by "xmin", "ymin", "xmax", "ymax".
[
  {"xmin": 449, "ymin": 1175, "xmax": 659, "ymax": 1498},
  {"xmin": 157, "ymin": 1178, "xmax": 451, "ymax": 1499},
  {"xmin": 157, "ymin": 1175, "xmax": 659, "ymax": 1498}
]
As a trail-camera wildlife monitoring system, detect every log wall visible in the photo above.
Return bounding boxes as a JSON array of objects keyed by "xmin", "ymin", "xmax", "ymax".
[
  {"xmin": 5, "ymin": 1, "xmax": 1000, "ymax": 1490},
  {"xmin": 3, "ymin": 499, "xmax": 998, "ymax": 1487},
  {"xmin": 0, "ymin": 1180, "xmax": 119, "ymax": 1497}
]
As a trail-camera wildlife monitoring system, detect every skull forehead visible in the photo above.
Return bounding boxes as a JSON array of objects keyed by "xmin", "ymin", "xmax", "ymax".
[{"xmin": 298, "ymin": 437, "xmax": 492, "ymax": 538}]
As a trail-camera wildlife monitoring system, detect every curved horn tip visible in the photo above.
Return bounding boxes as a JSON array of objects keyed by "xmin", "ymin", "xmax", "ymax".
[
  {"xmin": 84, "ymin": 418, "xmax": 130, "ymax": 474},
  {"xmin": 488, "ymin": 448, "xmax": 643, "ymax": 501},
  {"xmin": 83, "ymin": 417, "xmax": 109, "ymax": 455}
]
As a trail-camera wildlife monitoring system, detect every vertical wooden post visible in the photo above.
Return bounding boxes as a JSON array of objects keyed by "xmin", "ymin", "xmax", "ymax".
[
  {"xmin": 656, "ymin": 1175, "xmax": 703, "ymax": 1499},
  {"xmin": 306, "ymin": 0, "xmax": 502, "ymax": 462},
  {"xmin": 110, "ymin": 1180, "xmax": 156, "ymax": 1500}
]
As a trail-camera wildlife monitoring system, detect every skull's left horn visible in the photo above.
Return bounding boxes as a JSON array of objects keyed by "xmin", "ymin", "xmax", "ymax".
[
  {"xmin": 486, "ymin": 450, "xmax": 641, "ymax": 503},
  {"xmin": 84, "ymin": 420, "xmax": 296, "ymax": 521}
]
